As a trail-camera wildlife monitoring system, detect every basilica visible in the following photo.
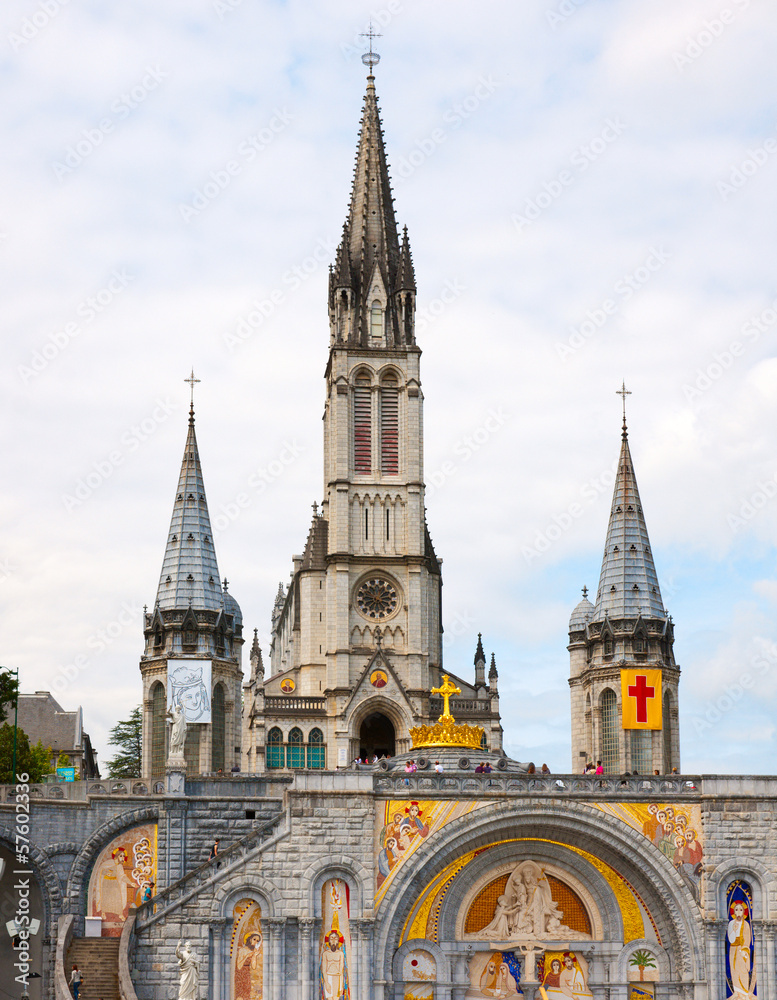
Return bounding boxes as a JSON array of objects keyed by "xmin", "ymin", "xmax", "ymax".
[{"xmin": 2, "ymin": 62, "xmax": 776, "ymax": 1000}]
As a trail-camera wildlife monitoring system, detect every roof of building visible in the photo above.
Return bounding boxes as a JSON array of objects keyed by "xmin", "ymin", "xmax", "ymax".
[
  {"xmin": 592, "ymin": 425, "xmax": 666, "ymax": 620},
  {"xmin": 569, "ymin": 588, "xmax": 595, "ymax": 630},
  {"xmin": 155, "ymin": 409, "xmax": 224, "ymax": 611},
  {"xmin": 16, "ymin": 691, "xmax": 82, "ymax": 751}
]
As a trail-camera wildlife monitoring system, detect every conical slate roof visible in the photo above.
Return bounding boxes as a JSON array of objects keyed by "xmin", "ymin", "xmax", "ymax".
[
  {"xmin": 592, "ymin": 428, "xmax": 665, "ymax": 620},
  {"xmin": 155, "ymin": 411, "xmax": 223, "ymax": 612}
]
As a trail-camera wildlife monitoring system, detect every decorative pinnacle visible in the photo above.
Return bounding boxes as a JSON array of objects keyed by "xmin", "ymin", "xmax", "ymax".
[
  {"xmin": 185, "ymin": 369, "xmax": 201, "ymax": 423},
  {"xmin": 360, "ymin": 20, "xmax": 381, "ymax": 75},
  {"xmin": 374, "ymin": 625, "xmax": 383, "ymax": 648},
  {"xmin": 616, "ymin": 381, "xmax": 631, "ymax": 439}
]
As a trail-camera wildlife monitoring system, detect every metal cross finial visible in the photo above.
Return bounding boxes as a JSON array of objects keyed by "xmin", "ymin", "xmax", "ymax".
[
  {"xmin": 374, "ymin": 625, "xmax": 382, "ymax": 648},
  {"xmin": 582, "ymin": 585, "xmax": 588, "ymax": 599},
  {"xmin": 616, "ymin": 380, "xmax": 631, "ymax": 437},
  {"xmin": 431, "ymin": 674, "xmax": 462, "ymax": 719},
  {"xmin": 185, "ymin": 369, "xmax": 201, "ymax": 421},
  {"xmin": 360, "ymin": 21, "xmax": 382, "ymax": 73}
]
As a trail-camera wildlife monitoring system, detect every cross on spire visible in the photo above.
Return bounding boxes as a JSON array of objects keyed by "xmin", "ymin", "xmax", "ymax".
[
  {"xmin": 360, "ymin": 20, "xmax": 382, "ymax": 74},
  {"xmin": 185, "ymin": 369, "xmax": 201, "ymax": 423},
  {"xmin": 616, "ymin": 380, "xmax": 631, "ymax": 439}
]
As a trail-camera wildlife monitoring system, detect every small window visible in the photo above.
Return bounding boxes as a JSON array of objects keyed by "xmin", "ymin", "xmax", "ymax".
[{"xmin": 370, "ymin": 300, "xmax": 383, "ymax": 340}]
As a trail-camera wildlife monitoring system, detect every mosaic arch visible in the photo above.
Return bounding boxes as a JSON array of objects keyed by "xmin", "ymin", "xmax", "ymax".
[
  {"xmin": 400, "ymin": 838, "xmax": 658, "ymax": 947},
  {"xmin": 87, "ymin": 823, "xmax": 156, "ymax": 937},
  {"xmin": 230, "ymin": 898, "xmax": 263, "ymax": 1000}
]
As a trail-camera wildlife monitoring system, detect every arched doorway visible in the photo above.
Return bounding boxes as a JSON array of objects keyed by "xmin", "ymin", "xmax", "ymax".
[{"xmin": 359, "ymin": 712, "xmax": 396, "ymax": 758}]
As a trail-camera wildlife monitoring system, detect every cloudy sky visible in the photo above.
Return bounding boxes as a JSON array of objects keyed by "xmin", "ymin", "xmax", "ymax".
[{"xmin": 2, "ymin": 0, "xmax": 777, "ymax": 774}]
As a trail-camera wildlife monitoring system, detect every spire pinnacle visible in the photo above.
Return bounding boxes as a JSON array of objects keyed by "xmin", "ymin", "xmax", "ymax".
[
  {"xmin": 592, "ymin": 419, "xmax": 665, "ymax": 620},
  {"xmin": 616, "ymin": 380, "xmax": 631, "ymax": 440},
  {"xmin": 360, "ymin": 21, "xmax": 382, "ymax": 77},
  {"xmin": 155, "ymin": 406, "xmax": 223, "ymax": 611},
  {"xmin": 185, "ymin": 369, "xmax": 200, "ymax": 424}
]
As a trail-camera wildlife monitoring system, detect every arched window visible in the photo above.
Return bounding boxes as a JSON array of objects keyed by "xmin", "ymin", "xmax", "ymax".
[
  {"xmin": 480, "ymin": 731, "xmax": 489, "ymax": 752},
  {"xmin": 288, "ymin": 727, "xmax": 304, "ymax": 768},
  {"xmin": 630, "ymin": 729, "xmax": 652, "ymax": 775},
  {"xmin": 267, "ymin": 727, "xmax": 284, "ymax": 769},
  {"xmin": 663, "ymin": 691, "xmax": 673, "ymax": 771},
  {"xmin": 600, "ymin": 689, "xmax": 619, "ymax": 773},
  {"xmin": 380, "ymin": 375, "xmax": 399, "ymax": 474},
  {"xmin": 150, "ymin": 682, "xmax": 166, "ymax": 779},
  {"xmin": 353, "ymin": 373, "xmax": 372, "ymax": 474},
  {"xmin": 370, "ymin": 300, "xmax": 383, "ymax": 340},
  {"xmin": 184, "ymin": 723, "xmax": 200, "ymax": 776},
  {"xmin": 212, "ymin": 683, "xmax": 225, "ymax": 772},
  {"xmin": 307, "ymin": 728, "xmax": 326, "ymax": 769}
]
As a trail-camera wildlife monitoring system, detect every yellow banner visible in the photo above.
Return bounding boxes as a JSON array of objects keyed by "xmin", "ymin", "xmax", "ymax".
[{"xmin": 621, "ymin": 669, "xmax": 662, "ymax": 729}]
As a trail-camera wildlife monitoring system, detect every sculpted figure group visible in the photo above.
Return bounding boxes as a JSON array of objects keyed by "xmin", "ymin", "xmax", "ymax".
[{"xmin": 477, "ymin": 861, "xmax": 588, "ymax": 941}]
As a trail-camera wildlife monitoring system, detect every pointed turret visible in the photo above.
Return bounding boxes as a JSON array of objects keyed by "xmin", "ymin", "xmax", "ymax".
[
  {"xmin": 474, "ymin": 633, "xmax": 486, "ymax": 689},
  {"xmin": 568, "ymin": 392, "xmax": 680, "ymax": 776},
  {"xmin": 155, "ymin": 407, "xmax": 223, "ymax": 611},
  {"xmin": 592, "ymin": 419, "xmax": 664, "ymax": 619},
  {"xmin": 140, "ymin": 387, "xmax": 243, "ymax": 780},
  {"xmin": 328, "ymin": 70, "xmax": 416, "ymax": 348}
]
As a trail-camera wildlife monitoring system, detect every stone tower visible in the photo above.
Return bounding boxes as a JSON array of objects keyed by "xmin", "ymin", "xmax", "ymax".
[
  {"xmin": 568, "ymin": 406, "xmax": 680, "ymax": 774},
  {"xmin": 140, "ymin": 399, "xmax": 243, "ymax": 779},
  {"xmin": 242, "ymin": 69, "xmax": 501, "ymax": 772}
]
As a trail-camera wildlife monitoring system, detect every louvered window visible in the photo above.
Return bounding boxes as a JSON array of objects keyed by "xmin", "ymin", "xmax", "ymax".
[
  {"xmin": 211, "ymin": 683, "xmax": 225, "ymax": 772},
  {"xmin": 354, "ymin": 377, "xmax": 372, "ymax": 474},
  {"xmin": 630, "ymin": 729, "xmax": 652, "ymax": 775},
  {"xmin": 380, "ymin": 383, "xmax": 399, "ymax": 474},
  {"xmin": 370, "ymin": 300, "xmax": 383, "ymax": 340},
  {"xmin": 150, "ymin": 683, "xmax": 166, "ymax": 779}
]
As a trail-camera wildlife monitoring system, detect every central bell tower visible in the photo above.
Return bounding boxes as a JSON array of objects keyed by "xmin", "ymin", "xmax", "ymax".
[{"xmin": 242, "ymin": 63, "xmax": 503, "ymax": 772}]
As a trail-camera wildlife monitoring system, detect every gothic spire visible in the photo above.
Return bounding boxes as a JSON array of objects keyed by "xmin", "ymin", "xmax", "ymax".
[
  {"xmin": 474, "ymin": 633, "xmax": 486, "ymax": 667},
  {"xmin": 592, "ymin": 410, "xmax": 665, "ymax": 620},
  {"xmin": 155, "ymin": 408, "xmax": 223, "ymax": 611},
  {"xmin": 329, "ymin": 70, "xmax": 416, "ymax": 348}
]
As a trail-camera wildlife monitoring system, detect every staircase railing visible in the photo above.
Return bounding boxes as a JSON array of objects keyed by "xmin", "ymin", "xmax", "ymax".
[
  {"xmin": 118, "ymin": 914, "xmax": 140, "ymax": 1000},
  {"xmin": 134, "ymin": 807, "xmax": 289, "ymax": 932}
]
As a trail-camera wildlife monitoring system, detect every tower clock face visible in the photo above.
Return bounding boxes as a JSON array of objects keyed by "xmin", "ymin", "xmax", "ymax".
[{"xmin": 356, "ymin": 577, "xmax": 398, "ymax": 620}]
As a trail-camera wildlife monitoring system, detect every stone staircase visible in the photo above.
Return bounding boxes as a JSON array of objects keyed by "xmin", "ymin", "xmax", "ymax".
[{"xmin": 66, "ymin": 938, "xmax": 120, "ymax": 1000}]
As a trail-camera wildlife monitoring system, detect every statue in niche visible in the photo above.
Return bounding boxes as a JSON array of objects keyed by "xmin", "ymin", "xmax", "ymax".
[{"xmin": 474, "ymin": 861, "xmax": 589, "ymax": 941}]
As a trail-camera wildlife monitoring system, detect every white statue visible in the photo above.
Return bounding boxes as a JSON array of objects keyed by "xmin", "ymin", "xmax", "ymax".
[
  {"xmin": 474, "ymin": 861, "xmax": 589, "ymax": 941},
  {"xmin": 167, "ymin": 700, "xmax": 187, "ymax": 757},
  {"xmin": 175, "ymin": 940, "xmax": 199, "ymax": 1000}
]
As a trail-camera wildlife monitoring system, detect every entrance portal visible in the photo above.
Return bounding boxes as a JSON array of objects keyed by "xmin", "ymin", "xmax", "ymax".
[{"xmin": 359, "ymin": 712, "xmax": 396, "ymax": 759}]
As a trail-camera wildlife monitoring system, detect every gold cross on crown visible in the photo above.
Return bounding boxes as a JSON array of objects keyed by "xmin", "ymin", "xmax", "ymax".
[{"xmin": 431, "ymin": 674, "xmax": 461, "ymax": 718}]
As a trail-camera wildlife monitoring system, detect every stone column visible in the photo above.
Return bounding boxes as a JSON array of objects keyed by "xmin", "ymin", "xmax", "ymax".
[
  {"xmin": 352, "ymin": 917, "xmax": 375, "ymax": 999},
  {"xmin": 760, "ymin": 922, "xmax": 775, "ymax": 998},
  {"xmin": 266, "ymin": 918, "xmax": 287, "ymax": 1000},
  {"xmin": 210, "ymin": 917, "xmax": 232, "ymax": 1000},
  {"xmin": 298, "ymin": 918, "xmax": 315, "ymax": 1000}
]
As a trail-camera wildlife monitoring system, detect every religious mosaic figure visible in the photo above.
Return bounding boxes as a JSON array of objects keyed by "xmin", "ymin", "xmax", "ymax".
[
  {"xmin": 319, "ymin": 879, "xmax": 351, "ymax": 1000},
  {"xmin": 465, "ymin": 951, "xmax": 521, "ymax": 999},
  {"xmin": 230, "ymin": 899, "xmax": 263, "ymax": 1000},
  {"xmin": 540, "ymin": 951, "xmax": 593, "ymax": 999},
  {"xmin": 175, "ymin": 940, "xmax": 199, "ymax": 1000},
  {"xmin": 725, "ymin": 881, "xmax": 757, "ymax": 999},
  {"xmin": 475, "ymin": 861, "xmax": 588, "ymax": 941}
]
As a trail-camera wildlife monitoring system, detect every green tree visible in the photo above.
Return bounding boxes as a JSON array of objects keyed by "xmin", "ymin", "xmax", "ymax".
[
  {"xmin": 0, "ymin": 725, "xmax": 52, "ymax": 783},
  {"xmin": 0, "ymin": 667, "xmax": 19, "ymax": 723},
  {"xmin": 105, "ymin": 705, "xmax": 142, "ymax": 778},
  {"xmin": 56, "ymin": 751, "xmax": 71, "ymax": 769}
]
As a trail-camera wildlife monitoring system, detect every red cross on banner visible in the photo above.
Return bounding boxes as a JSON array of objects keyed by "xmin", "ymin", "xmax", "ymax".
[{"xmin": 621, "ymin": 668, "xmax": 662, "ymax": 729}]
